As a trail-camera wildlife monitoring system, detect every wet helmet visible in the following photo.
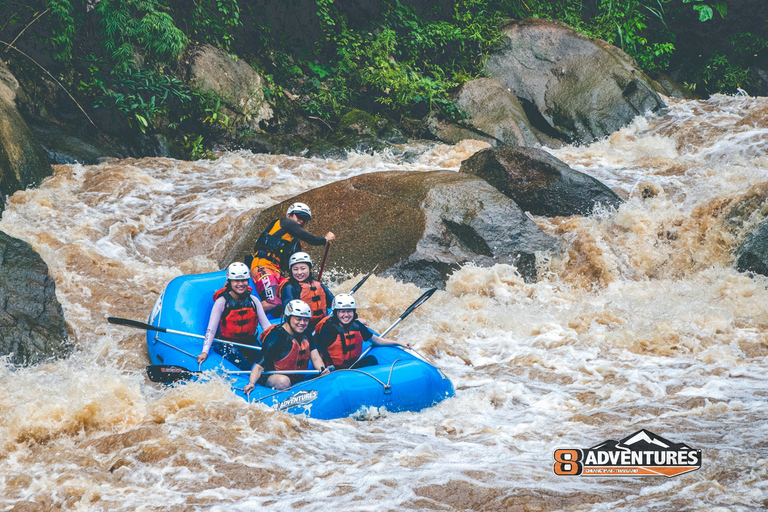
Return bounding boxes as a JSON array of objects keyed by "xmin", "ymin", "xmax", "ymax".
[
  {"xmin": 287, "ymin": 202, "xmax": 312, "ymax": 219},
  {"xmin": 284, "ymin": 299, "xmax": 312, "ymax": 318},
  {"xmin": 288, "ymin": 251, "xmax": 313, "ymax": 269},
  {"xmin": 226, "ymin": 262, "xmax": 251, "ymax": 280},
  {"xmin": 332, "ymin": 294, "xmax": 357, "ymax": 311}
]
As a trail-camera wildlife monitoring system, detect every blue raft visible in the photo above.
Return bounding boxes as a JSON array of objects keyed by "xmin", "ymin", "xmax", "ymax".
[{"xmin": 146, "ymin": 270, "xmax": 454, "ymax": 420}]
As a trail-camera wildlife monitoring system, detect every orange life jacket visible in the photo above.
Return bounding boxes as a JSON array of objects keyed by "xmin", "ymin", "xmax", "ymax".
[
  {"xmin": 260, "ymin": 325, "xmax": 310, "ymax": 373},
  {"xmin": 278, "ymin": 279, "xmax": 328, "ymax": 329},
  {"xmin": 252, "ymin": 219, "xmax": 300, "ymax": 272},
  {"xmin": 315, "ymin": 316, "xmax": 364, "ymax": 369},
  {"xmin": 213, "ymin": 286, "xmax": 260, "ymax": 342}
]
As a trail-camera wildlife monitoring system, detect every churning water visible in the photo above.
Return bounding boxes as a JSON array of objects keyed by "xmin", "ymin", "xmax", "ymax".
[{"xmin": 1, "ymin": 95, "xmax": 767, "ymax": 511}]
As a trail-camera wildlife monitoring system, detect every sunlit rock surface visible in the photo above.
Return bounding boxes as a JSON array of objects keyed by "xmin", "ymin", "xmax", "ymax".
[
  {"xmin": 225, "ymin": 170, "xmax": 559, "ymax": 286},
  {"xmin": 485, "ymin": 18, "xmax": 665, "ymax": 144}
]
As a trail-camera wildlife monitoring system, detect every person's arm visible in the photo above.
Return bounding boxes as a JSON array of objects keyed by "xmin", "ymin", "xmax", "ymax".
[
  {"xmin": 281, "ymin": 282, "xmax": 299, "ymax": 307},
  {"xmin": 321, "ymin": 283, "xmax": 334, "ymax": 308},
  {"xmin": 243, "ymin": 330, "xmax": 281, "ymax": 393},
  {"xmin": 251, "ymin": 295, "xmax": 271, "ymax": 331},
  {"xmin": 282, "ymin": 217, "xmax": 334, "ymax": 246},
  {"xmin": 360, "ymin": 323, "xmax": 411, "ymax": 349},
  {"xmin": 197, "ymin": 297, "xmax": 226, "ymax": 364},
  {"xmin": 310, "ymin": 349, "xmax": 330, "ymax": 376}
]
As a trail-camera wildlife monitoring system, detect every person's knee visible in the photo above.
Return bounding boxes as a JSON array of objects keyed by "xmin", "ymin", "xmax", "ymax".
[{"xmin": 268, "ymin": 374, "xmax": 292, "ymax": 390}]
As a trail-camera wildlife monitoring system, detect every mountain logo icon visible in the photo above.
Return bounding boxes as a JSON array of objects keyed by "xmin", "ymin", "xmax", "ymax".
[{"xmin": 554, "ymin": 429, "xmax": 702, "ymax": 477}]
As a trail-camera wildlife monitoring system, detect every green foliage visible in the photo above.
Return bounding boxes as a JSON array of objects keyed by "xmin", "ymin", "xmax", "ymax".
[
  {"xmin": 683, "ymin": 0, "xmax": 726, "ymax": 22},
  {"xmin": 94, "ymin": 0, "xmax": 188, "ymax": 70},
  {"xmin": 45, "ymin": 0, "xmax": 76, "ymax": 60},
  {"xmin": 168, "ymin": 0, "xmax": 241, "ymax": 50}
]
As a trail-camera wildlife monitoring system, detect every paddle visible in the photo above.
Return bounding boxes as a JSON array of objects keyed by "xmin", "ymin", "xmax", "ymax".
[
  {"xmin": 317, "ymin": 243, "xmax": 331, "ymax": 281},
  {"xmin": 146, "ymin": 365, "xmax": 320, "ymax": 384},
  {"xmin": 349, "ymin": 264, "xmax": 378, "ymax": 294},
  {"xmin": 107, "ymin": 317, "xmax": 261, "ymax": 352},
  {"xmin": 350, "ymin": 287, "xmax": 437, "ymax": 368}
]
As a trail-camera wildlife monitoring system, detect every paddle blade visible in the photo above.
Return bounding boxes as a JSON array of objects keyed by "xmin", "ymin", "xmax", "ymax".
[
  {"xmin": 108, "ymin": 317, "xmax": 166, "ymax": 333},
  {"xmin": 400, "ymin": 287, "xmax": 437, "ymax": 319},
  {"xmin": 146, "ymin": 365, "xmax": 196, "ymax": 383},
  {"xmin": 350, "ymin": 264, "xmax": 379, "ymax": 294}
]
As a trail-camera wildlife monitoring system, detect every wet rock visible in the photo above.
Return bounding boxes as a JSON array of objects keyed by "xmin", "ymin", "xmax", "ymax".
[
  {"xmin": 0, "ymin": 231, "xmax": 71, "ymax": 365},
  {"xmin": 181, "ymin": 44, "xmax": 273, "ymax": 131},
  {"xmin": 0, "ymin": 60, "xmax": 53, "ymax": 214},
  {"xmin": 224, "ymin": 170, "xmax": 559, "ymax": 287},
  {"xmin": 485, "ymin": 19, "xmax": 665, "ymax": 144},
  {"xmin": 736, "ymin": 220, "xmax": 768, "ymax": 276},
  {"xmin": 427, "ymin": 78, "xmax": 539, "ymax": 148},
  {"xmin": 649, "ymin": 73, "xmax": 699, "ymax": 100},
  {"xmin": 460, "ymin": 146, "xmax": 623, "ymax": 216}
]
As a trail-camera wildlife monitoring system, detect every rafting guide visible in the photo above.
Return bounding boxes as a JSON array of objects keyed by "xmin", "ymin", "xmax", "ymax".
[
  {"xmin": 249, "ymin": 202, "xmax": 335, "ymax": 315},
  {"xmin": 553, "ymin": 429, "xmax": 702, "ymax": 477}
]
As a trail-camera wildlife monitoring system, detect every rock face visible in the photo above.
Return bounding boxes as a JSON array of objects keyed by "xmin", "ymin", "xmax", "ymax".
[
  {"xmin": 0, "ymin": 231, "xmax": 71, "ymax": 365},
  {"xmin": 428, "ymin": 78, "xmax": 540, "ymax": 148},
  {"xmin": 485, "ymin": 19, "xmax": 665, "ymax": 144},
  {"xmin": 460, "ymin": 146, "xmax": 623, "ymax": 216},
  {"xmin": 0, "ymin": 60, "xmax": 53, "ymax": 214},
  {"xmin": 183, "ymin": 44, "xmax": 273, "ymax": 131},
  {"xmin": 736, "ymin": 220, "xmax": 768, "ymax": 276},
  {"xmin": 224, "ymin": 171, "xmax": 559, "ymax": 288}
]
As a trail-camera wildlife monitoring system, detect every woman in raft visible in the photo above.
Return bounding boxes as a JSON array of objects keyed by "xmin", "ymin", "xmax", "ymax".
[
  {"xmin": 314, "ymin": 294, "xmax": 411, "ymax": 370},
  {"xmin": 277, "ymin": 251, "xmax": 334, "ymax": 332},
  {"xmin": 197, "ymin": 262, "xmax": 271, "ymax": 370}
]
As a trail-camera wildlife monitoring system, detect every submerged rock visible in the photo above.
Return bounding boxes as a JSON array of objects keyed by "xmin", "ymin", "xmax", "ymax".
[
  {"xmin": 460, "ymin": 146, "xmax": 623, "ymax": 216},
  {"xmin": 0, "ymin": 60, "xmax": 53, "ymax": 214},
  {"xmin": 0, "ymin": 231, "xmax": 71, "ymax": 365},
  {"xmin": 224, "ymin": 170, "xmax": 559, "ymax": 287},
  {"xmin": 485, "ymin": 18, "xmax": 665, "ymax": 144}
]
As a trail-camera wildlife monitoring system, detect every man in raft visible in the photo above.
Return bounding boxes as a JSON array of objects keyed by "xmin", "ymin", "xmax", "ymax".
[
  {"xmin": 278, "ymin": 252, "xmax": 334, "ymax": 332},
  {"xmin": 197, "ymin": 262, "xmax": 271, "ymax": 369},
  {"xmin": 243, "ymin": 299, "xmax": 328, "ymax": 392},
  {"xmin": 250, "ymin": 202, "xmax": 335, "ymax": 315},
  {"xmin": 314, "ymin": 294, "xmax": 411, "ymax": 370}
]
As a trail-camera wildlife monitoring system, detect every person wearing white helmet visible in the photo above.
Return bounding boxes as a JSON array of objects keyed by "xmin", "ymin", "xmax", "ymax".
[
  {"xmin": 197, "ymin": 262, "xmax": 271, "ymax": 369},
  {"xmin": 277, "ymin": 252, "xmax": 334, "ymax": 331},
  {"xmin": 250, "ymin": 202, "xmax": 336, "ymax": 315},
  {"xmin": 243, "ymin": 299, "xmax": 328, "ymax": 392},
  {"xmin": 313, "ymin": 294, "xmax": 411, "ymax": 370}
]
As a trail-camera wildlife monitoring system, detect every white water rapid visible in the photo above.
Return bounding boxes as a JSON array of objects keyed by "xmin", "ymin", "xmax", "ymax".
[{"xmin": 1, "ymin": 95, "xmax": 767, "ymax": 511}]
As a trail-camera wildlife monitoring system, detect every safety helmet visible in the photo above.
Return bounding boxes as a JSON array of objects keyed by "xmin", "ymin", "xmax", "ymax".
[
  {"xmin": 332, "ymin": 294, "xmax": 357, "ymax": 311},
  {"xmin": 288, "ymin": 251, "xmax": 313, "ymax": 269},
  {"xmin": 284, "ymin": 299, "xmax": 312, "ymax": 318},
  {"xmin": 226, "ymin": 262, "xmax": 251, "ymax": 280},
  {"xmin": 287, "ymin": 202, "xmax": 312, "ymax": 219}
]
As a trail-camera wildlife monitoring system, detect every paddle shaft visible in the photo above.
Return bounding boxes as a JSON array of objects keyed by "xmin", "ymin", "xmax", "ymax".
[
  {"xmin": 317, "ymin": 243, "xmax": 331, "ymax": 281},
  {"xmin": 349, "ymin": 264, "xmax": 378, "ymax": 294},
  {"xmin": 351, "ymin": 287, "xmax": 437, "ymax": 367},
  {"xmin": 145, "ymin": 365, "xmax": 319, "ymax": 383},
  {"xmin": 108, "ymin": 317, "xmax": 261, "ymax": 352}
]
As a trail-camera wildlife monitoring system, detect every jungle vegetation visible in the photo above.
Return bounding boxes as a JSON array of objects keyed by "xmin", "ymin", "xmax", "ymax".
[{"xmin": 0, "ymin": 0, "xmax": 765, "ymax": 153}]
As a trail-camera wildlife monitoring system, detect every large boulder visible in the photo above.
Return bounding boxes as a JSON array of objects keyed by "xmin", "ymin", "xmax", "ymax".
[
  {"xmin": 736, "ymin": 220, "xmax": 768, "ymax": 276},
  {"xmin": 0, "ymin": 231, "xmax": 71, "ymax": 365},
  {"xmin": 460, "ymin": 146, "xmax": 623, "ymax": 216},
  {"xmin": 224, "ymin": 170, "xmax": 559, "ymax": 287},
  {"xmin": 0, "ymin": 60, "xmax": 53, "ymax": 214},
  {"xmin": 182, "ymin": 44, "xmax": 273, "ymax": 132},
  {"xmin": 427, "ymin": 78, "xmax": 540, "ymax": 148},
  {"xmin": 485, "ymin": 19, "xmax": 665, "ymax": 144}
]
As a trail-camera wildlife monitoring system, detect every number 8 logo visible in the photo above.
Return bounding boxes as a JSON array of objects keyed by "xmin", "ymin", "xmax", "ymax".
[{"xmin": 553, "ymin": 449, "xmax": 583, "ymax": 475}]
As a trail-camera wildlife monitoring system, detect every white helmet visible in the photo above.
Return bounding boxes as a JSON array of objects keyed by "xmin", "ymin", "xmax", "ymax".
[
  {"xmin": 227, "ymin": 262, "xmax": 251, "ymax": 280},
  {"xmin": 287, "ymin": 202, "xmax": 312, "ymax": 219},
  {"xmin": 284, "ymin": 299, "xmax": 312, "ymax": 318},
  {"xmin": 288, "ymin": 252, "xmax": 313, "ymax": 269},
  {"xmin": 332, "ymin": 294, "xmax": 357, "ymax": 311}
]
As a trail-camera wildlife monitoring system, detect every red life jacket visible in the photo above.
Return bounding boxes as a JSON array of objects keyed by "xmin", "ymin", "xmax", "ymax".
[
  {"xmin": 278, "ymin": 279, "xmax": 328, "ymax": 329},
  {"xmin": 260, "ymin": 325, "xmax": 311, "ymax": 372},
  {"xmin": 213, "ymin": 286, "xmax": 260, "ymax": 342},
  {"xmin": 315, "ymin": 316, "xmax": 364, "ymax": 369}
]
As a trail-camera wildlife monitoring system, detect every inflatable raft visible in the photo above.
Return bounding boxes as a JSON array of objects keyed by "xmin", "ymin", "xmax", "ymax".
[{"xmin": 145, "ymin": 270, "xmax": 454, "ymax": 420}]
